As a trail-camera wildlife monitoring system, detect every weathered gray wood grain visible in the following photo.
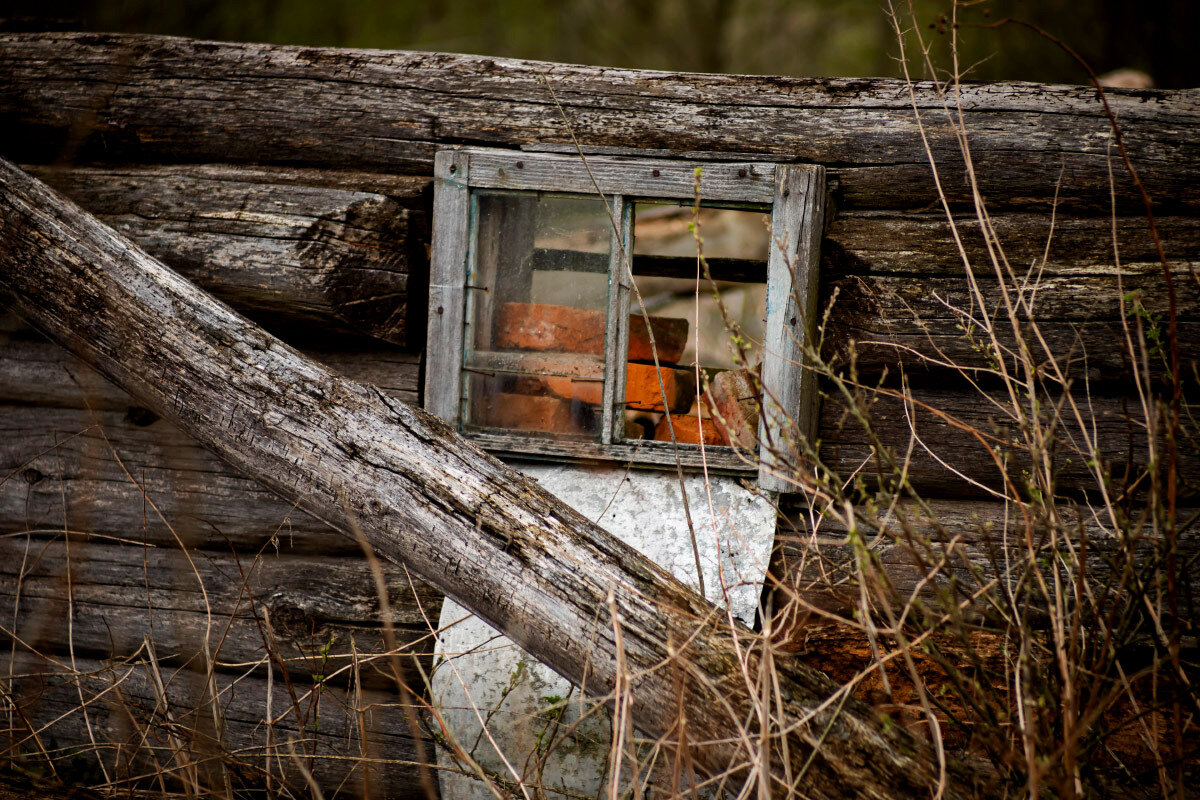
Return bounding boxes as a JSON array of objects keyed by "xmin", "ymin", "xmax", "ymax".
[
  {"xmin": 825, "ymin": 270, "xmax": 1200, "ymax": 380},
  {"xmin": 0, "ymin": 157, "xmax": 981, "ymax": 799},
  {"xmin": 814, "ymin": 383, "xmax": 1197, "ymax": 500},
  {"xmin": 10, "ymin": 655, "xmax": 433, "ymax": 799},
  {"xmin": 25, "ymin": 164, "xmax": 429, "ymax": 347},
  {"xmin": 0, "ymin": 336, "xmax": 1189, "ymax": 547},
  {"xmin": 824, "ymin": 210, "xmax": 1200, "ymax": 276},
  {"xmin": 15, "ymin": 165, "xmax": 1198, "ymax": 378},
  {"xmin": 27, "ymin": 163, "xmax": 432, "ymax": 208},
  {"xmin": 0, "ymin": 321, "xmax": 421, "ymax": 410},
  {"xmin": 424, "ymin": 151, "xmax": 470, "ymax": 422},
  {"xmin": 466, "ymin": 148, "xmax": 775, "ymax": 202},
  {"xmin": 760, "ymin": 165, "xmax": 825, "ymax": 491},
  {"xmin": 0, "ymin": 538, "xmax": 439, "ymax": 688},
  {"xmin": 2, "ymin": 33, "xmax": 1197, "ymax": 211},
  {"xmin": 0, "ymin": 317, "xmax": 418, "ymax": 555},
  {"xmin": 770, "ymin": 498, "xmax": 1200, "ymax": 622}
]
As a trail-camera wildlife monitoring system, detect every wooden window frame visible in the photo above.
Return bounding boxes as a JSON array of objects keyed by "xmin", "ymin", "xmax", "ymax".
[{"xmin": 425, "ymin": 147, "xmax": 824, "ymax": 492}]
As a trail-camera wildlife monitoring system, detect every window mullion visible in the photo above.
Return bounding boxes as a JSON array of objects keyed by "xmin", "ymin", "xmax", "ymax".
[
  {"xmin": 757, "ymin": 164, "xmax": 826, "ymax": 492},
  {"xmin": 425, "ymin": 150, "xmax": 472, "ymax": 426},
  {"xmin": 601, "ymin": 195, "xmax": 631, "ymax": 446}
]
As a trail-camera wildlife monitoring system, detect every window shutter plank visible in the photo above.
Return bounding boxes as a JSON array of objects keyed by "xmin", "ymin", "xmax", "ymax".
[
  {"xmin": 758, "ymin": 164, "xmax": 826, "ymax": 492},
  {"xmin": 424, "ymin": 150, "xmax": 471, "ymax": 423}
]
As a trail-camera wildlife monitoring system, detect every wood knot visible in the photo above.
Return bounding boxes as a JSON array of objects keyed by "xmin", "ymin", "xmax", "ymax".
[
  {"xmin": 300, "ymin": 196, "xmax": 428, "ymax": 347},
  {"xmin": 125, "ymin": 406, "xmax": 159, "ymax": 427}
]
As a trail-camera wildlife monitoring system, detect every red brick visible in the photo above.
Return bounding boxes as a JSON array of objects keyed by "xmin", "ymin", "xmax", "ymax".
[
  {"xmin": 702, "ymin": 367, "xmax": 761, "ymax": 450},
  {"xmin": 495, "ymin": 302, "xmax": 688, "ymax": 363},
  {"xmin": 628, "ymin": 313, "xmax": 689, "ymax": 363},
  {"xmin": 653, "ymin": 414, "xmax": 727, "ymax": 446},
  {"xmin": 477, "ymin": 392, "xmax": 587, "ymax": 434},
  {"xmin": 623, "ymin": 362, "xmax": 695, "ymax": 412},
  {"xmin": 542, "ymin": 362, "xmax": 695, "ymax": 413}
]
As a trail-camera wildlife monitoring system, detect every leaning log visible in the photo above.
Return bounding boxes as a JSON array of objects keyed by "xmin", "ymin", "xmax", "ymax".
[
  {"xmin": 2, "ymin": 33, "xmax": 1198, "ymax": 212},
  {"xmin": 0, "ymin": 162, "xmax": 981, "ymax": 797}
]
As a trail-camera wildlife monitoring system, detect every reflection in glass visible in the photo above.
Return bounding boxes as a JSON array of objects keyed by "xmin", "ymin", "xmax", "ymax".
[
  {"xmin": 463, "ymin": 193, "xmax": 612, "ymax": 438},
  {"xmin": 624, "ymin": 203, "xmax": 769, "ymax": 451}
]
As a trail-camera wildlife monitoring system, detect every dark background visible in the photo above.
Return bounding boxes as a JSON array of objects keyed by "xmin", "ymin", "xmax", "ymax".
[{"xmin": 2, "ymin": 0, "xmax": 1197, "ymax": 87}]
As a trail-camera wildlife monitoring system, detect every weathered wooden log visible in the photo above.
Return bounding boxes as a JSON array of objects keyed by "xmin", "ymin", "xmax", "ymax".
[
  {"xmin": 5, "ymin": 397, "xmax": 1189, "ymax": 652},
  {"xmin": 2, "ymin": 33, "xmax": 1198, "ymax": 212},
  {"xmin": 769, "ymin": 498, "xmax": 1200, "ymax": 621},
  {"xmin": 0, "ymin": 160, "xmax": 980, "ymax": 796},
  {"xmin": 18, "ymin": 165, "xmax": 1197, "ymax": 376},
  {"xmin": 25, "ymin": 164, "xmax": 430, "ymax": 347},
  {"xmin": 0, "ymin": 319, "xmax": 417, "ymax": 554},
  {"xmin": 0, "ymin": 315, "xmax": 421, "ymax": 409},
  {"xmin": 9, "ymin": 655, "xmax": 431, "ymax": 799},
  {"xmin": 826, "ymin": 272, "xmax": 1200, "ymax": 381},
  {"xmin": 0, "ymin": 404, "xmax": 351, "ymax": 554},
  {"xmin": 0, "ymin": 538, "xmax": 439, "ymax": 688},
  {"xmin": 824, "ymin": 210, "xmax": 1200, "ymax": 275},
  {"xmin": 2, "ymin": 333, "xmax": 1188, "ymax": 540},
  {"xmin": 29, "ymin": 166, "xmax": 1200, "ymax": 280}
]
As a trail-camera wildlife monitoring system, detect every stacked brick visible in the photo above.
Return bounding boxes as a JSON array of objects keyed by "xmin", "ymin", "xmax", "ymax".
[{"xmin": 488, "ymin": 301, "xmax": 760, "ymax": 449}]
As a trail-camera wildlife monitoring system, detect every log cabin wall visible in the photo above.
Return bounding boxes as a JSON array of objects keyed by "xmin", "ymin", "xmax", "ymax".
[{"xmin": 0, "ymin": 33, "xmax": 1196, "ymax": 797}]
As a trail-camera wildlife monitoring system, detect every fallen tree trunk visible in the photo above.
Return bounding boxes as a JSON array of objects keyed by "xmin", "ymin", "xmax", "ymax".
[{"xmin": 0, "ymin": 162, "xmax": 981, "ymax": 797}]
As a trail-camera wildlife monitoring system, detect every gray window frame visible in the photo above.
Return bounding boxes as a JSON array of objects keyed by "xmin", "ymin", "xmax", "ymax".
[{"xmin": 424, "ymin": 147, "xmax": 824, "ymax": 491}]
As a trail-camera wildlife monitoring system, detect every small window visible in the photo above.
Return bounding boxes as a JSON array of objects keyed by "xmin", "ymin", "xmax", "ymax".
[{"xmin": 425, "ymin": 149, "xmax": 824, "ymax": 491}]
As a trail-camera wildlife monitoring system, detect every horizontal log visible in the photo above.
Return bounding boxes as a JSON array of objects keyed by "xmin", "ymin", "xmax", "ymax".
[
  {"xmin": 825, "ymin": 210, "xmax": 1200, "ymax": 276},
  {"xmin": 0, "ymin": 319, "xmax": 417, "ymax": 554},
  {"xmin": 826, "ymin": 271, "xmax": 1200, "ymax": 380},
  {"xmin": 0, "ymin": 316, "xmax": 420, "ymax": 409},
  {"xmin": 17, "ymin": 166, "xmax": 1199, "ymax": 377},
  {"xmin": 0, "ymin": 322, "xmax": 1190, "ymax": 508},
  {"xmin": 0, "ymin": 539, "xmax": 440, "ymax": 689},
  {"xmin": 1, "ymin": 315, "xmax": 1191, "ymax": 510},
  {"xmin": 1, "ymin": 376, "xmax": 1190, "ymax": 565},
  {"xmin": 9, "ymin": 655, "xmax": 433, "ymax": 799},
  {"xmin": 2, "ymin": 33, "xmax": 1198, "ymax": 212},
  {"xmin": 32, "ymin": 166, "xmax": 1196, "ymax": 280},
  {"xmin": 25, "ymin": 164, "xmax": 430, "ymax": 348},
  {"xmin": 811, "ymin": 383, "xmax": 1197, "ymax": 500},
  {"xmin": 0, "ymin": 404, "xmax": 350, "ymax": 553},
  {"xmin": 768, "ymin": 498, "xmax": 1200, "ymax": 622}
]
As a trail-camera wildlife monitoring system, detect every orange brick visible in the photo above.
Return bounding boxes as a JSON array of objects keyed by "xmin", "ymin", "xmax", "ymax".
[
  {"xmin": 653, "ymin": 414, "xmax": 726, "ymax": 446},
  {"xmin": 628, "ymin": 314, "xmax": 689, "ymax": 363},
  {"xmin": 623, "ymin": 362, "xmax": 695, "ymax": 412},
  {"xmin": 540, "ymin": 375, "xmax": 604, "ymax": 406},
  {"xmin": 478, "ymin": 392, "xmax": 588, "ymax": 434},
  {"xmin": 541, "ymin": 362, "xmax": 695, "ymax": 413},
  {"xmin": 495, "ymin": 302, "xmax": 688, "ymax": 363},
  {"xmin": 702, "ymin": 367, "xmax": 761, "ymax": 450}
]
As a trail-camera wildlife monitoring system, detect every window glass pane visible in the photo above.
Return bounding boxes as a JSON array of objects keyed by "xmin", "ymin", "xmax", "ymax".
[
  {"xmin": 463, "ymin": 192, "xmax": 612, "ymax": 439},
  {"xmin": 623, "ymin": 202, "xmax": 768, "ymax": 450}
]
